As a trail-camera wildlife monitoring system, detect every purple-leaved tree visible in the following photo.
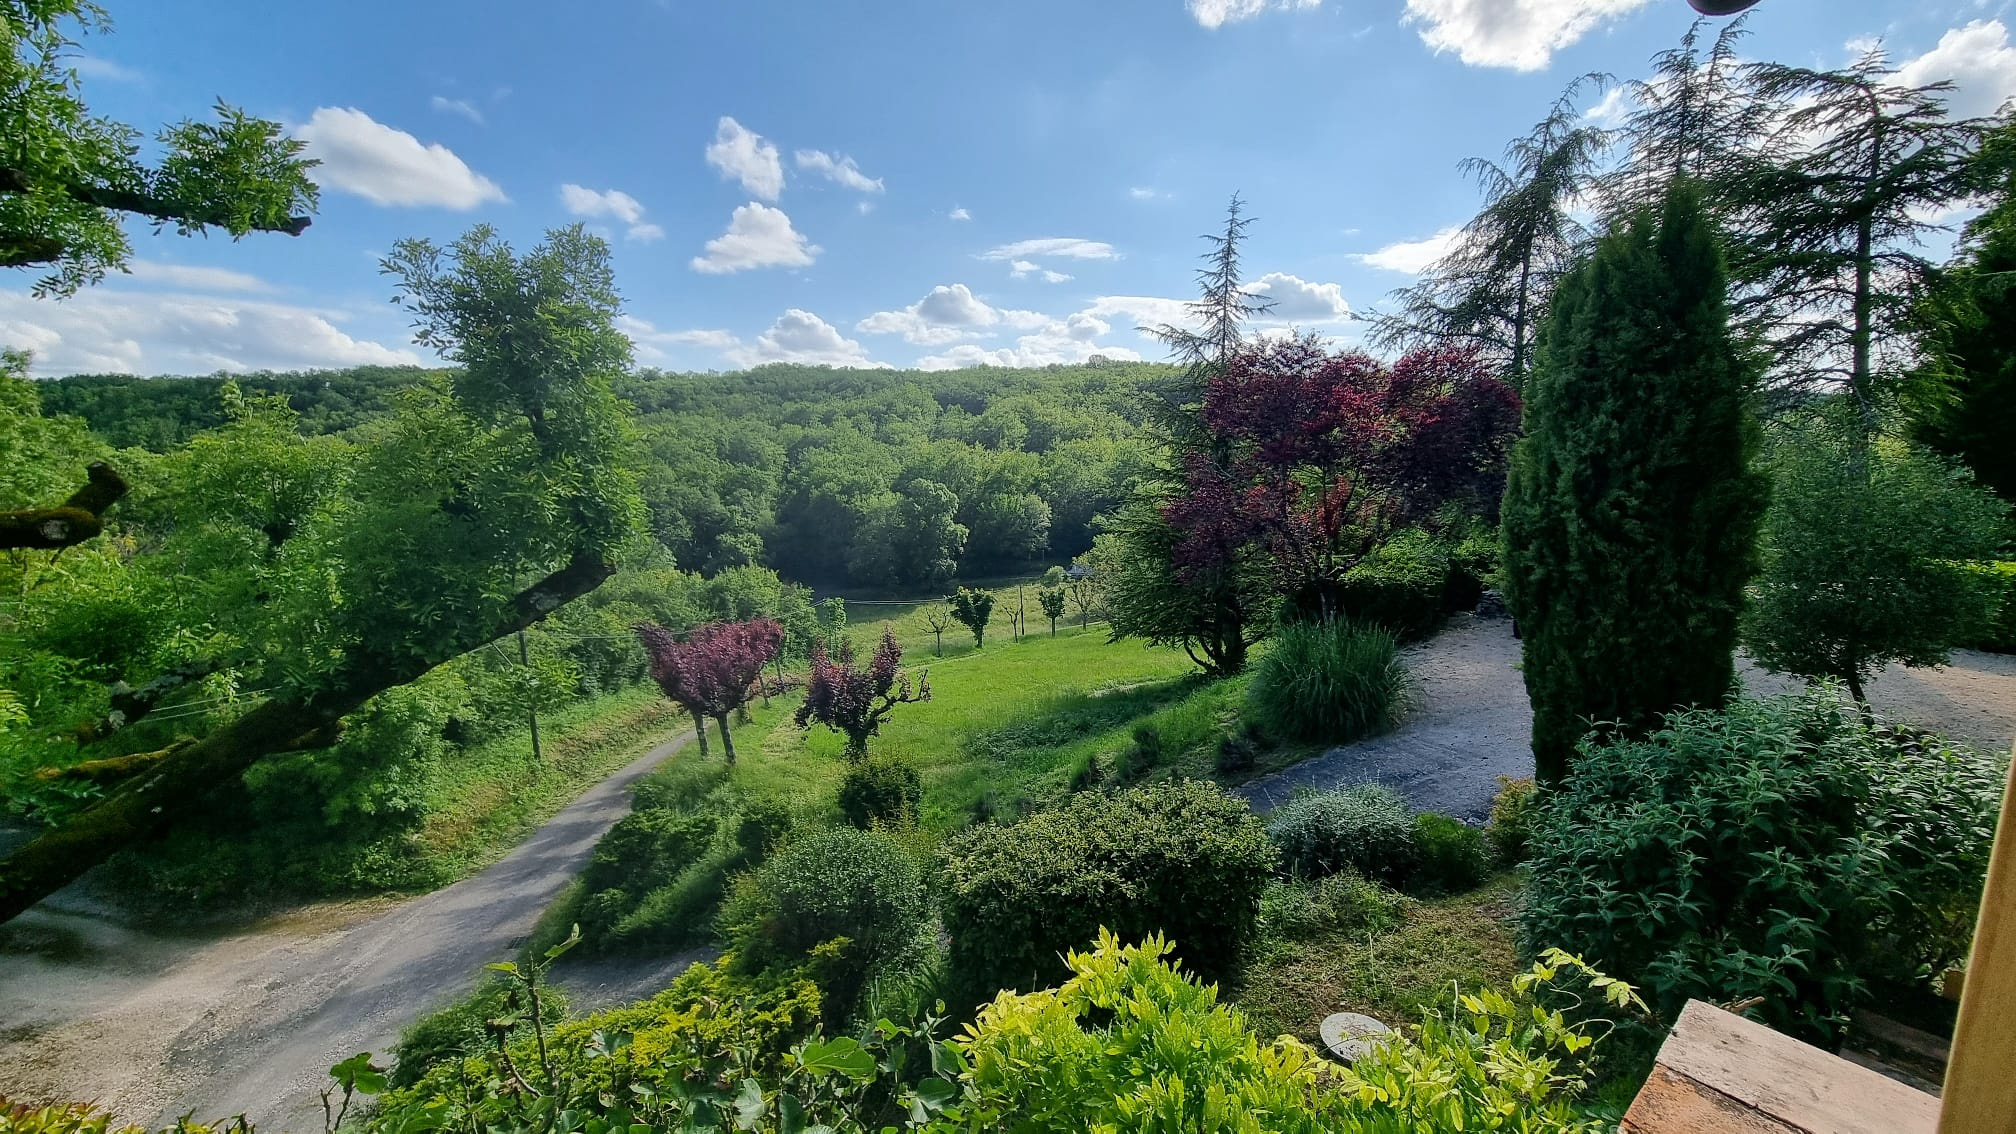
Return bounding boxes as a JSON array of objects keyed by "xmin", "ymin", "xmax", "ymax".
[
  {"xmin": 794, "ymin": 626, "xmax": 930, "ymax": 760},
  {"xmin": 634, "ymin": 618, "xmax": 783, "ymax": 763}
]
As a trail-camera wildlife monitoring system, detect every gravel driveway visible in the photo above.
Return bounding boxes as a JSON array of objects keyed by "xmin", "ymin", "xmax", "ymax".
[
  {"xmin": 0, "ymin": 729, "xmax": 695, "ymax": 1130},
  {"xmin": 1238, "ymin": 614, "xmax": 2016, "ymax": 821}
]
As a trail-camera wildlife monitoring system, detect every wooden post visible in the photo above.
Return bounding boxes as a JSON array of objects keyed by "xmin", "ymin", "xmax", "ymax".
[{"xmin": 1938, "ymin": 743, "xmax": 2016, "ymax": 1133}]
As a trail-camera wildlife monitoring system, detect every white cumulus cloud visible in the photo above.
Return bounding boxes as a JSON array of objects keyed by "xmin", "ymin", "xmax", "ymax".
[
  {"xmin": 1895, "ymin": 20, "xmax": 2016, "ymax": 119},
  {"xmin": 981, "ymin": 237, "xmax": 1120, "ymax": 262},
  {"xmin": 690, "ymin": 203, "xmax": 821, "ymax": 274},
  {"xmin": 1244, "ymin": 272, "xmax": 1352, "ymax": 322},
  {"xmin": 560, "ymin": 184, "xmax": 664, "ymax": 242},
  {"xmin": 795, "ymin": 149, "xmax": 884, "ymax": 193},
  {"xmin": 0, "ymin": 289, "xmax": 421, "ymax": 376},
  {"xmin": 949, "ymin": 207, "xmax": 972, "ymax": 221},
  {"xmin": 1404, "ymin": 0, "xmax": 1654, "ymax": 72},
  {"xmin": 732, "ymin": 309, "xmax": 880, "ymax": 368},
  {"xmin": 296, "ymin": 107, "xmax": 505, "ymax": 208},
  {"xmin": 917, "ymin": 313, "xmax": 1142, "ymax": 370},
  {"xmin": 1356, "ymin": 227, "xmax": 1462, "ymax": 273},
  {"xmin": 1082, "ymin": 295, "xmax": 1196, "ymax": 337},
  {"xmin": 1186, "ymin": 0, "xmax": 1321, "ymax": 31},
  {"xmin": 705, "ymin": 117, "xmax": 785, "ymax": 201},
  {"xmin": 857, "ymin": 284, "xmax": 1045, "ymax": 345},
  {"xmin": 618, "ymin": 315, "xmax": 740, "ymax": 364},
  {"xmin": 71, "ymin": 55, "xmax": 141, "ymax": 82}
]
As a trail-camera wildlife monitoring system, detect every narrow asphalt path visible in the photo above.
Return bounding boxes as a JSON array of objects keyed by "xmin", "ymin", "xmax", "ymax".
[
  {"xmin": 1237, "ymin": 614, "xmax": 2016, "ymax": 821},
  {"xmin": 0, "ymin": 728, "xmax": 694, "ymax": 1131}
]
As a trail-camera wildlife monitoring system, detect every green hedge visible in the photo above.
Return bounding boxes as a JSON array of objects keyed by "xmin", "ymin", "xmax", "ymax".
[
  {"xmin": 1337, "ymin": 531, "xmax": 1451, "ymax": 641},
  {"xmin": 1960, "ymin": 561, "xmax": 2016, "ymax": 653},
  {"xmin": 937, "ymin": 781, "xmax": 1275, "ymax": 1010}
]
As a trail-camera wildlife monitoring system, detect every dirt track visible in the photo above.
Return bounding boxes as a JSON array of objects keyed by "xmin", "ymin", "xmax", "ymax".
[
  {"xmin": 1239, "ymin": 614, "xmax": 2016, "ymax": 820},
  {"xmin": 0, "ymin": 730, "xmax": 694, "ymax": 1131}
]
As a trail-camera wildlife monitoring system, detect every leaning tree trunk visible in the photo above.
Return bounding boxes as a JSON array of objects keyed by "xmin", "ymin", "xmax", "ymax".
[
  {"xmin": 0, "ymin": 463, "xmax": 127, "ymax": 551},
  {"xmin": 0, "ymin": 554, "xmax": 613, "ymax": 926},
  {"xmin": 691, "ymin": 710, "xmax": 711, "ymax": 758}
]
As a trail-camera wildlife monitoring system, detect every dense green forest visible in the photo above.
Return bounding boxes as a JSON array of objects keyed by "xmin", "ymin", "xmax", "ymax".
[{"xmin": 38, "ymin": 360, "xmax": 1174, "ymax": 587}]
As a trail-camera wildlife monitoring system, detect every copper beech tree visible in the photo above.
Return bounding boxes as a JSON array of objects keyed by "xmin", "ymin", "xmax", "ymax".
[
  {"xmin": 794, "ymin": 627, "xmax": 930, "ymax": 760},
  {"xmin": 634, "ymin": 619, "xmax": 784, "ymax": 763}
]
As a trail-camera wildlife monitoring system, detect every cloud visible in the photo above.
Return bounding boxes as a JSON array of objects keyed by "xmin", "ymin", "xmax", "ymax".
[
  {"xmin": 981, "ymin": 237, "xmax": 1120, "ymax": 261},
  {"xmin": 732, "ymin": 309, "xmax": 879, "ymax": 367},
  {"xmin": 1895, "ymin": 20, "xmax": 2016, "ymax": 119},
  {"xmin": 857, "ymin": 283, "xmax": 1044, "ymax": 345},
  {"xmin": 1129, "ymin": 186, "xmax": 1165, "ymax": 200},
  {"xmin": 795, "ymin": 149, "xmax": 884, "ymax": 193},
  {"xmin": 121, "ymin": 260, "xmax": 268, "ymax": 293},
  {"xmin": 690, "ymin": 203, "xmax": 820, "ymax": 273},
  {"xmin": 1584, "ymin": 85, "xmax": 1632, "ymax": 126},
  {"xmin": 705, "ymin": 117, "xmax": 784, "ymax": 201},
  {"xmin": 1186, "ymin": 0, "xmax": 1322, "ymax": 31},
  {"xmin": 949, "ymin": 207, "xmax": 972, "ymax": 221},
  {"xmin": 295, "ymin": 107, "xmax": 505, "ymax": 208},
  {"xmin": 618, "ymin": 314, "xmax": 739, "ymax": 364},
  {"xmin": 1244, "ymin": 272, "xmax": 1352, "ymax": 322},
  {"xmin": 560, "ymin": 184, "xmax": 664, "ymax": 242},
  {"xmin": 0, "ymin": 289, "xmax": 421, "ymax": 376},
  {"xmin": 71, "ymin": 55, "xmax": 141, "ymax": 82},
  {"xmin": 1008, "ymin": 259, "xmax": 1075, "ymax": 284},
  {"xmin": 1356, "ymin": 227, "xmax": 1462, "ymax": 273},
  {"xmin": 430, "ymin": 96, "xmax": 484, "ymax": 125},
  {"xmin": 1404, "ymin": 0, "xmax": 1654, "ymax": 72},
  {"xmin": 1083, "ymin": 294, "xmax": 1195, "ymax": 336},
  {"xmin": 916, "ymin": 312, "xmax": 1143, "ymax": 369}
]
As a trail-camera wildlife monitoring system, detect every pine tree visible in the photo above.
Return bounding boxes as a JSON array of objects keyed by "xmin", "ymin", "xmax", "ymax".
[{"xmin": 1502, "ymin": 182, "xmax": 1768, "ymax": 785}]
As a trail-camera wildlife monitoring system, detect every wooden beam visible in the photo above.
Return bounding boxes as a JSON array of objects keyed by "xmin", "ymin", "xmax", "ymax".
[
  {"xmin": 1624, "ymin": 1000, "xmax": 1939, "ymax": 1134},
  {"xmin": 1937, "ymin": 745, "xmax": 2016, "ymax": 1134}
]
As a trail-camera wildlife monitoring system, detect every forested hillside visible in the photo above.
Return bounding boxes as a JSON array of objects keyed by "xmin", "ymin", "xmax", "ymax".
[{"xmin": 40, "ymin": 360, "xmax": 1175, "ymax": 588}]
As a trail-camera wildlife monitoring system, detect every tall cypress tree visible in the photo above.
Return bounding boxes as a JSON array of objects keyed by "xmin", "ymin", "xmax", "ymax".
[{"xmin": 1502, "ymin": 182, "xmax": 1767, "ymax": 785}]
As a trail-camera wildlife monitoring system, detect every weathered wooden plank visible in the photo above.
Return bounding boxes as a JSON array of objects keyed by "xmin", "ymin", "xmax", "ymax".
[
  {"xmin": 1652, "ymin": 1001, "xmax": 1940, "ymax": 1134},
  {"xmin": 1939, "ymin": 749, "xmax": 2016, "ymax": 1134},
  {"xmin": 1623, "ymin": 1065, "xmax": 1801, "ymax": 1134}
]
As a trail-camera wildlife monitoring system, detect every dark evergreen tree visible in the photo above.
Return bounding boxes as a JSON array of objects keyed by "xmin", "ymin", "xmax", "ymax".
[
  {"xmin": 1373, "ymin": 77, "xmax": 1612, "ymax": 393},
  {"xmin": 1501, "ymin": 182, "xmax": 1768, "ymax": 785}
]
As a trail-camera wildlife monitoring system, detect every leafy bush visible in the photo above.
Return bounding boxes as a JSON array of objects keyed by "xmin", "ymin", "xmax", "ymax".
[
  {"xmin": 1246, "ymin": 619, "xmax": 1408, "ymax": 744},
  {"xmin": 1411, "ymin": 812, "xmax": 1487, "ymax": 894},
  {"xmin": 937, "ymin": 780, "xmax": 1274, "ymax": 1008},
  {"xmin": 1257, "ymin": 871, "xmax": 1412, "ymax": 942},
  {"xmin": 1745, "ymin": 420, "xmax": 2008, "ymax": 701},
  {"xmin": 1484, "ymin": 775, "xmax": 1539, "ymax": 865},
  {"xmin": 1959, "ymin": 561, "xmax": 2016, "ymax": 652},
  {"xmin": 1336, "ymin": 531, "xmax": 1450, "ymax": 641},
  {"xmin": 942, "ymin": 931, "xmax": 1632, "ymax": 1133},
  {"xmin": 836, "ymin": 754, "xmax": 922, "ymax": 829},
  {"xmin": 1523, "ymin": 691, "xmax": 2005, "ymax": 1042},
  {"xmin": 722, "ymin": 828, "xmax": 931, "ymax": 1024},
  {"xmin": 0, "ymin": 1102, "xmax": 241, "ymax": 1134},
  {"xmin": 1265, "ymin": 783, "xmax": 1416, "ymax": 885},
  {"xmin": 391, "ymin": 974, "xmax": 569, "ymax": 1088}
]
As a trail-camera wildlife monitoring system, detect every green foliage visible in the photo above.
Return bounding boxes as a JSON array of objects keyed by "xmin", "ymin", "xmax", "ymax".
[
  {"xmin": 0, "ymin": 1101, "xmax": 241, "ymax": 1134},
  {"xmin": 1411, "ymin": 812, "xmax": 1487, "ymax": 895},
  {"xmin": 391, "ymin": 973, "xmax": 570, "ymax": 1088},
  {"xmin": 1036, "ymin": 585, "xmax": 1066, "ymax": 634},
  {"xmin": 942, "ymin": 931, "xmax": 1630, "ymax": 1134},
  {"xmin": 1484, "ymin": 775, "xmax": 1539, "ymax": 865},
  {"xmin": 1246, "ymin": 619, "xmax": 1408, "ymax": 744},
  {"xmin": 1265, "ymin": 783, "xmax": 1417, "ymax": 885},
  {"xmin": 1334, "ymin": 529, "xmax": 1451, "ymax": 640},
  {"xmin": 1093, "ymin": 500, "xmax": 1267, "ymax": 676},
  {"xmin": 937, "ymin": 780, "xmax": 1275, "ymax": 1008},
  {"xmin": 836, "ymin": 753, "xmax": 922, "ymax": 829},
  {"xmin": 1256, "ymin": 871, "xmax": 1413, "ymax": 942},
  {"xmin": 1957, "ymin": 561, "xmax": 2016, "ymax": 652},
  {"xmin": 1523, "ymin": 691, "xmax": 2006, "ymax": 1043},
  {"xmin": 722, "ymin": 827, "xmax": 932, "ymax": 1025},
  {"xmin": 1745, "ymin": 415, "xmax": 2010, "ymax": 699},
  {"xmin": 1503, "ymin": 182, "xmax": 1768, "ymax": 783},
  {"xmin": 1, "ymin": 1, "xmax": 319, "ymax": 296},
  {"xmin": 946, "ymin": 587, "xmax": 993, "ymax": 648}
]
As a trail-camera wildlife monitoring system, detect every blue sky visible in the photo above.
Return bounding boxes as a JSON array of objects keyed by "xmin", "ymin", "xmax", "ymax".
[{"xmin": 6, "ymin": 0, "xmax": 2012, "ymax": 376}]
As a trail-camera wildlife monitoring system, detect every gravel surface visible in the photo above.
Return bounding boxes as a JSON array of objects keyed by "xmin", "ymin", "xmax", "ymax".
[
  {"xmin": 1239, "ymin": 614, "xmax": 2016, "ymax": 821},
  {"xmin": 0, "ymin": 730, "xmax": 696, "ymax": 1130}
]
